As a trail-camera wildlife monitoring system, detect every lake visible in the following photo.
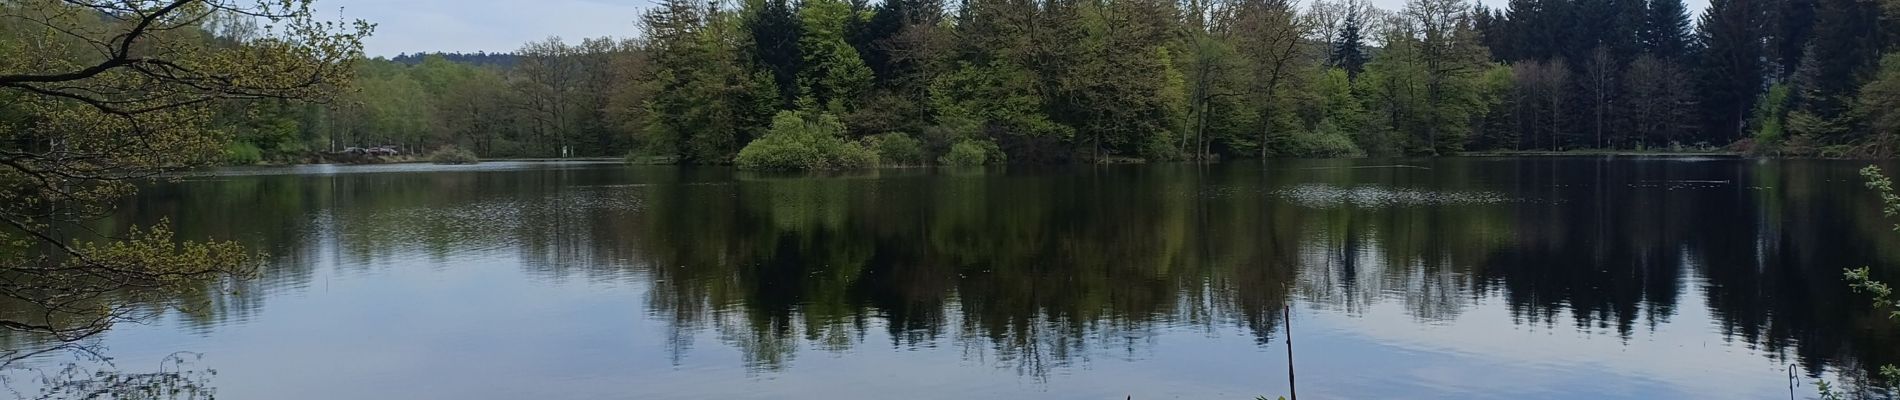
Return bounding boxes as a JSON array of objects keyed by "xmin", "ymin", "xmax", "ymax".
[{"xmin": 9, "ymin": 157, "xmax": 1900, "ymax": 399}]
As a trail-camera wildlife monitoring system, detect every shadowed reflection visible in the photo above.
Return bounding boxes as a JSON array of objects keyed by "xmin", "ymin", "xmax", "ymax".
[
  {"xmin": 3, "ymin": 350, "xmax": 216, "ymax": 400},
  {"xmin": 5, "ymin": 158, "xmax": 1896, "ymax": 397}
]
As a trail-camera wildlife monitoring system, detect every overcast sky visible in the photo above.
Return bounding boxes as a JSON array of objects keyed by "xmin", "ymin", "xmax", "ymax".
[
  {"xmin": 328, "ymin": 0, "xmax": 1708, "ymax": 57},
  {"xmin": 325, "ymin": 0, "xmax": 649, "ymax": 56}
]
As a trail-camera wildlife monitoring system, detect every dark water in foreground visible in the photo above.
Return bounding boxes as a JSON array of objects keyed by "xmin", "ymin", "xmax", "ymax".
[{"xmin": 12, "ymin": 157, "xmax": 1900, "ymax": 399}]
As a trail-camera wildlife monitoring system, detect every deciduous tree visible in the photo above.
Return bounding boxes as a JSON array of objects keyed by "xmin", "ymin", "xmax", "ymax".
[{"xmin": 0, "ymin": 0, "xmax": 368, "ymax": 342}]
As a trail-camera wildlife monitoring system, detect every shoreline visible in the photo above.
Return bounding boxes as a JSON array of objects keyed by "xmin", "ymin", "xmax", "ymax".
[
  {"xmin": 1459, "ymin": 150, "xmax": 1745, "ymax": 157},
  {"xmin": 232, "ymin": 157, "xmax": 628, "ymax": 167},
  {"xmin": 221, "ymin": 151, "xmax": 1900, "ymax": 169}
]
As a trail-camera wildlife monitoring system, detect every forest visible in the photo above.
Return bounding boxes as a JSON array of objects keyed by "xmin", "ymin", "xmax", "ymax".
[{"xmin": 218, "ymin": 0, "xmax": 1900, "ymax": 165}]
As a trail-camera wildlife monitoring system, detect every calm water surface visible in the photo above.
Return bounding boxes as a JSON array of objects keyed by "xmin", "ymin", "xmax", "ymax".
[{"xmin": 14, "ymin": 157, "xmax": 1900, "ymax": 399}]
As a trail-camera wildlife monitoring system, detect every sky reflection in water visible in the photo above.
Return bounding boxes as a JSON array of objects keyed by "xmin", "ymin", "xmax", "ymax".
[{"xmin": 8, "ymin": 157, "xmax": 1896, "ymax": 399}]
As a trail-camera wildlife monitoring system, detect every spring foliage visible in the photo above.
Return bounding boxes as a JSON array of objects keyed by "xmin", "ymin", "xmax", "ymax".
[
  {"xmin": 165, "ymin": 0, "xmax": 1900, "ymax": 165},
  {"xmin": 1836, "ymin": 166, "xmax": 1900, "ymax": 394},
  {"xmin": 0, "ymin": 0, "xmax": 368, "ymax": 341},
  {"xmin": 152, "ymin": 0, "xmax": 1900, "ymax": 165},
  {"xmin": 735, "ymin": 110, "xmax": 879, "ymax": 170}
]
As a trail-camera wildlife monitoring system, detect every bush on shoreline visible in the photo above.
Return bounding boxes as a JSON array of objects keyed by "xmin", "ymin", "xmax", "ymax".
[
  {"xmin": 736, "ymin": 111, "xmax": 878, "ymax": 170},
  {"xmin": 867, "ymin": 133, "xmax": 926, "ymax": 166},
  {"xmin": 938, "ymin": 139, "xmax": 1004, "ymax": 166},
  {"xmin": 429, "ymin": 146, "xmax": 480, "ymax": 164},
  {"xmin": 224, "ymin": 142, "xmax": 264, "ymax": 165}
]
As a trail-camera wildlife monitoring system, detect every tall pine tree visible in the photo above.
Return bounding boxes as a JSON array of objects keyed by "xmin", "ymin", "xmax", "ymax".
[
  {"xmin": 1644, "ymin": 0, "xmax": 1694, "ymax": 61},
  {"xmin": 745, "ymin": 0, "xmax": 804, "ymax": 107},
  {"xmin": 1696, "ymin": 0, "xmax": 1767, "ymax": 141},
  {"xmin": 1767, "ymin": 0, "xmax": 1816, "ymax": 79},
  {"xmin": 1332, "ymin": 6, "xmax": 1369, "ymax": 78}
]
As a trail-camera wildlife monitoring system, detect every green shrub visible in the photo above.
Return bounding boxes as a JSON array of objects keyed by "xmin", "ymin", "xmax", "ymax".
[
  {"xmin": 224, "ymin": 141, "xmax": 263, "ymax": 165},
  {"xmin": 1286, "ymin": 120, "xmax": 1366, "ymax": 157},
  {"xmin": 867, "ymin": 133, "xmax": 927, "ymax": 166},
  {"xmin": 1862, "ymin": 54, "xmax": 1900, "ymax": 138},
  {"xmin": 1752, "ymin": 83, "xmax": 1792, "ymax": 146},
  {"xmin": 1142, "ymin": 134, "xmax": 1185, "ymax": 161},
  {"xmin": 736, "ymin": 110, "xmax": 879, "ymax": 170},
  {"xmin": 938, "ymin": 139, "xmax": 1004, "ymax": 166},
  {"xmin": 429, "ymin": 145, "xmax": 480, "ymax": 164},
  {"xmin": 921, "ymin": 115, "xmax": 982, "ymax": 155}
]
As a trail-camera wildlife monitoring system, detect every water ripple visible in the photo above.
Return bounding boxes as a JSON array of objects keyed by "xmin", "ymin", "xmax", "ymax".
[{"xmin": 1274, "ymin": 183, "xmax": 1517, "ymax": 208}]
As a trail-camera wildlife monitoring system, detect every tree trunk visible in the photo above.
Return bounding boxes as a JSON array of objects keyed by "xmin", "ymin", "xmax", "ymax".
[
  {"xmin": 1427, "ymin": 77, "xmax": 1442, "ymax": 154},
  {"xmin": 1259, "ymin": 106, "xmax": 1270, "ymax": 159},
  {"xmin": 1197, "ymin": 102, "xmax": 1211, "ymax": 161}
]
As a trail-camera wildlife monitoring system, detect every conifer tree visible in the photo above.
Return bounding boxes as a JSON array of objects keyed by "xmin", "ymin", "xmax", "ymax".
[{"xmin": 1697, "ymin": 0, "xmax": 1767, "ymax": 140}]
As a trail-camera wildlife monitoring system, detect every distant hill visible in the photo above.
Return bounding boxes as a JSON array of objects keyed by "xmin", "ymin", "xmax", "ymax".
[{"xmin": 390, "ymin": 52, "xmax": 519, "ymax": 68}]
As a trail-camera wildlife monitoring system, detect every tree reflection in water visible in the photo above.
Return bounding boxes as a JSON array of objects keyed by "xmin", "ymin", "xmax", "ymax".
[
  {"xmin": 4, "ymin": 158, "xmax": 1897, "ymax": 394},
  {"xmin": 2, "ymin": 349, "xmax": 214, "ymax": 400}
]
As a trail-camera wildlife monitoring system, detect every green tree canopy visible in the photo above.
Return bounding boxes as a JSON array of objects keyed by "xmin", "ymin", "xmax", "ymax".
[{"xmin": 0, "ymin": 0, "xmax": 370, "ymax": 342}]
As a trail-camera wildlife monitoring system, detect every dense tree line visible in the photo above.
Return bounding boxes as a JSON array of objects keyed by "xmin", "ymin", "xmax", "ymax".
[
  {"xmin": 1477, "ymin": 0, "xmax": 1896, "ymax": 155},
  {"xmin": 621, "ymin": 0, "xmax": 1503, "ymax": 163},
  {"xmin": 390, "ymin": 51, "xmax": 520, "ymax": 67},
  {"xmin": 222, "ymin": 0, "xmax": 1900, "ymax": 164},
  {"xmin": 222, "ymin": 39, "xmax": 647, "ymax": 161}
]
